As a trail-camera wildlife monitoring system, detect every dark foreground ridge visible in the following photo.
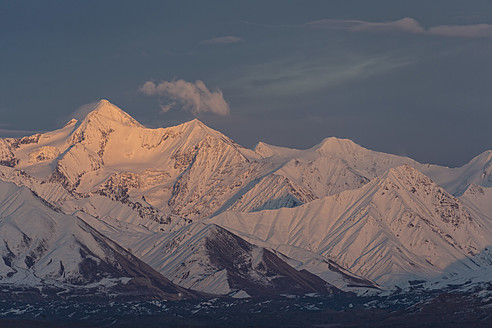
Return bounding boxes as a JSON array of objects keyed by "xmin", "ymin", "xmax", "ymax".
[{"xmin": 1, "ymin": 281, "xmax": 492, "ymax": 328}]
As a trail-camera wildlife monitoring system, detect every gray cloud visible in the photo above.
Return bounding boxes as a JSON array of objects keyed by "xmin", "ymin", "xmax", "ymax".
[
  {"xmin": 140, "ymin": 79, "xmax": 230, "ymax": 116},
  {"xmin": 306, "ymin": 17, "xmax": 492, "ymax": 38},
  {"xmin": 200, "ymin": 36, "xmax": 244, "ymax": 45},
  {"xmin": 307, "ymin": 17, "xmax": 425, "ymax": 34},
  {"xmin": 428, "ymin": 24, "xmax": 492, "ymax": 38}
]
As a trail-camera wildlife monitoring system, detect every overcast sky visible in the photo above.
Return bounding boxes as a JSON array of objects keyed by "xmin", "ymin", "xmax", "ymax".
[{"xmin": 1, "ymin": 0, "xmax": 492, "ymax": 166}]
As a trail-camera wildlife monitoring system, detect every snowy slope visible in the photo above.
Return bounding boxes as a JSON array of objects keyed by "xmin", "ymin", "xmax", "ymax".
[
  {"xmin": 63, "ymin": 204, "xmax": 377, "ymax": 294},
  {"xmin": 225, "ymin": 174, "xmax": 317, "ymax": 213},
  {"xmin": 424, "ymin": 150, "xmax": 492, "ymax": 195},
  {"xmin": 107, "ymin": 221, "xmax": 339, "ymax": 296},
  {"xmin": 0, "ymin": 180, "xmax": 197, "ymax": 300},
  {"xmin": 459, "ymin": 184, "xmax": 492, "ymax": 221},
  {"xmin": 211, "ymin": 165, "xmax": 492, "ymax": 286}
]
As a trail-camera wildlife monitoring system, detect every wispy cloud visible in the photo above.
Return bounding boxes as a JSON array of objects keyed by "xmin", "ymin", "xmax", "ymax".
[
  {"xmin": 428, "ymin": 24, "xmax": 492, "ymax": 38},
  {"xmin": 306, "ymin": 17, "xmax": 425, "ymax": 34},
  {"xmin": 223, "ymin": 53, "xmax": 415, "ymax": 98},
  {"xmin": 306, "ymin": 17, "xmax": 492, "ymax": 38},
  {"xmin": 200, "ymin": 36, "xmax": 244, "ymax": 45},
  {"xmin": 140, "ymin": 79, "xmax": 230, "ymax": 116},
  {"xmin": 69, "ymin": 102, "xmax": 99, "ymax": 121},
  {"xmin": 55, "ymin": 101, "xmax": 99, "ymax": 127}
]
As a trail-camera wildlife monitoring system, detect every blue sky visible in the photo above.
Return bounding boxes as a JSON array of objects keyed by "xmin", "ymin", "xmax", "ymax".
[{"xmin": 1, "ymin": 0, "xmax": 492, "ymax": 166}]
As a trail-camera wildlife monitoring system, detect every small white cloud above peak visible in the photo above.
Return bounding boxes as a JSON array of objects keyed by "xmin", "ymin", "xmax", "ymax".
[{"xmin": 140, "ymin": 79, "xmax": 230, "ymax": 116}]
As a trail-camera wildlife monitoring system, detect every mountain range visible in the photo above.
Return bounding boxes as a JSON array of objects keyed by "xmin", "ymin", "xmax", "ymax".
[{"xmin": 0, "ymin": 99, "xmax": 491, "ymax": 298}]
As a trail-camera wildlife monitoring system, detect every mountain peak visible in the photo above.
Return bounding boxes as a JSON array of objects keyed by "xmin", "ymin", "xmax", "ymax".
[
  {"xmin": 388, "ymin": 163, "xmax": 420, "ymax": 174},
  {"xmin": 473, "ymin": 149, "xmax": 492, "ymax": 167},
  {"xmin": 189, "ymin": 118, "xmax": 201, "ymax": 124},
  {"xmin": 314, "ymin": 137, "xmax": 364, "ymax": 156},
  {"xmin": 377, "ymin": 165, "xmax": 464, "ymax": 214},
  {"xmin": 97, "ymin": 99, "xmax": 111, "ymax": 105},
  {"xmin": 66, "ymin": 100, "xmax": 143, "ymax": 147},
  {"xmin": 181, "ymin": 118, "xmax": 207, "ymax": 129},
  {"xmin": 85, "ymin": 99, "xmax": 143, "ymax": 128},
  {"xmin": 385, "ymin": 164, "xmax": 433, "ymax": 186},
  {"xmin": 175, "ymin": 118, "xmax": 224, "ymax": 139},
  {"xmin": 254, "ymin": 142, "xmax": 275, "ymax": 158}
]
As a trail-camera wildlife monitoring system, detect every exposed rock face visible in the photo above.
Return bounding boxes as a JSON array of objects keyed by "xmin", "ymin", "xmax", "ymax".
[
  {"xmin": 0, "ymin": 139, "xmax": 17, "ymax": 167},
  {"xmin": 28, "ymin": 146, "xmax": 60, "ymax": 164},
  {"xmin": 130, "ymin": 222, "xmax": 339, "ymax": 296}
]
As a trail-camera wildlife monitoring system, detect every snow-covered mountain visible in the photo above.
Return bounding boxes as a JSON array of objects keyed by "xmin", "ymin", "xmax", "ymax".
[
  {"xmin": 1, "ymin": 99, "xmax": 491, "ymax": 295},
  {"xmin": 1, "ymin": 100, "xmax": 490, "ymax": 221},
  {"xmin": 211, "ymin": 165, "xmax": 492, "ymax": 286},
  {"xmin": 425, "ymin": 150, "xmax": 492, "ymax": 195},
  {"xmin": 255, "ymin": 136, "xmax": 492, "ymax": 199},
  {"xmin": 0, "ymin": 100, "xmax": 272, "ymax": 221},
  {"xmin": 0, "ymin": 180, "xmax": 197, "ymax": 300}
]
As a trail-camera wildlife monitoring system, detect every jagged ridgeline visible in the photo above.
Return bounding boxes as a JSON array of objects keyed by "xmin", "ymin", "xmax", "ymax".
[{"xmin": 0, "ymin": 99, "xmax": 491, "ymax": 297}]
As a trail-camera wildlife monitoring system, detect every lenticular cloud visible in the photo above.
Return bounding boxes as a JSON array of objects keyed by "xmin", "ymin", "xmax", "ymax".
[{"xmin": 141, "ymin": 79, "xmax": 230, "ymax": 116}]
